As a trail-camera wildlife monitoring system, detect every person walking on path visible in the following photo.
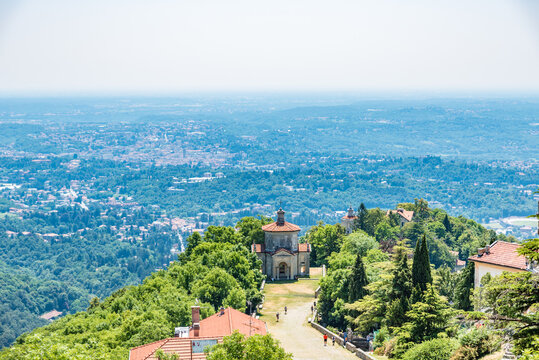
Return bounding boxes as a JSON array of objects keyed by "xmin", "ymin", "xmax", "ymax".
[
  {"xmin": 276, "ymin": 312, "xmax": 279, "ymax": 322},
  {"xmin": 284, "ymin": 306, "xmax": 287, "ymax": 315},
  {"xmin": 323, "ymin": 334, "xmax": 328, "ymax": 346},
  {"xmin": 311, "ymin": 305, "xmax": 314, "ymax": 313},
  {"xmin": 332, "ymin": 335, "xmax": 335, "ymax": 346}
]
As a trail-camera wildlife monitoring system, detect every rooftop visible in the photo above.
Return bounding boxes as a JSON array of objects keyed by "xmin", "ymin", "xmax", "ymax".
[
  {"xmin": 262, "ymin": 208, "xmax": 301, "ymax": 232},
  {"xmin": 468, "ymin": 241, "xmax": 528, "ymax": 270},
  {"xmin": 387, "ymin": 208, "xmax": 414, "ymax": 222},
  {"xmin": 129, "ymin": 308, "xmax": 266, "ymax": 360},
  {"xmin": 261, "ymin": 221, "xmax": 301, "ymax": 232},
  {"xmin": 40, "ymin": 310, "xmax": 62, "ymax": 320},
  {"xmin": 191, "ymin": 307, "xmax": 266, "ymax": 338}
]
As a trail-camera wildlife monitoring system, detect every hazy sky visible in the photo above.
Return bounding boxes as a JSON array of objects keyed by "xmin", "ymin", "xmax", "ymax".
[{"xmin": 1, "ymin": 0, "xmax": 539, "ymax": 94}]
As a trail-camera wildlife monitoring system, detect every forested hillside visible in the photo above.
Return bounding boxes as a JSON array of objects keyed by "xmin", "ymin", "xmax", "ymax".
[
  {"xmin": 0, "ymin": 201, "xmax": 178, "ymax": 348},
  {"xmin": 309, "ymin": 201, "xmax": 537, "ymax": 358},
  {"xmin": 1, "ymin": 205, "xmax": 525, "ymax": 358},
  {"xmin": 0, "ymin": 218, "xmax": 268, "ymax": 359}
]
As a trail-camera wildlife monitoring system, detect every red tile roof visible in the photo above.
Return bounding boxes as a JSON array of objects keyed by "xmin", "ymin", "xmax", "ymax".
[
  {"xmin": 130, "ymin": 339, "xmax": 170, "ymax": 360},
  {"xmin": 130, "ymin": 337, "xmax": 219, "ymax": 360},
  {"xmin": 191, "ymin": 307, "xmax": 266, "ymax": 338},
  {"xmin": 387, "ymin": 209, "xmax": 414, "ymax": 222},
  {"xmin": 262, "ymin": 221, "xmax": 301, "ymax": 232},
  {"xmin": 129, "ymin": 308, "xmax": 266, "ymax": 360},
  {"xmin": 341, "ymin": 215, "xmax": 357, "ymax": 220},
  {"xmin": 468, "ymin": 241, "xmax": 527, "ymax": 270},
  {"xmin": 298, "ymin": 243, "xmax": 310, "ymax": 252}
]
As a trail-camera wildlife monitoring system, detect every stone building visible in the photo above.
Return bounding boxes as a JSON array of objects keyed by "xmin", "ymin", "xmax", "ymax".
[
  {"xmin": 341, "ymin": 206, "xmax": 357, "ymax": 234},
  {"xmin": 252, "ymin": 208, "xmax": 310, "ymax": 280}
]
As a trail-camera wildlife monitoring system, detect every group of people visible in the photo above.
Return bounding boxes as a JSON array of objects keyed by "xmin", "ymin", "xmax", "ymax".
[
  {"xmin": 275, "ymin": 301, "xmax": 373, "ymax": 352},
  {"xmin": 275, "ymin": 306, "xmax": 287, "ymax": 322},
  {"xmin": 322, "ymin": 333, "xmax": 336, "ymax": 346}
]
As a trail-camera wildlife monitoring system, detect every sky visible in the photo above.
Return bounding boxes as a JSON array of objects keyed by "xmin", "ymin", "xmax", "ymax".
[{"xmin": 1, "ymin": 0, "xmax": 539, "ymax": 95}]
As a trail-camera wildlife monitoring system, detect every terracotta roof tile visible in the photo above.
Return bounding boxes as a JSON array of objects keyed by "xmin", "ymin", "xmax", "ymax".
[
  {"xmin": 341, "ymin": 215, "xmax": 357, "ymax": 220},
  {"xmin": 129, "ymin": 339, "xmax": 169, "ymax": 360},
  {"xmin": 140, "ymin": 337, "xmax": 221, "ymax": 360},
  {"xmin": 468, "ymin": 241, "xmax": 527, "ymax": 270},
  {"xmin": 386, "ymin": 209, "xmax": 414, "ymax": 222},
  {"xmin": 190, "ymin": 307, "xmax": 266, "ymax": 338},
  {"xmin": 298, "ymin": 243, "xmax": 311, "ymax": 252},
  {"xmin": 130, "ymin": 308, "xmax": 266, "ymax": 360},
  {"xmin": 262, "ymin": 221, "xmax": 300, "ymax": 232}
]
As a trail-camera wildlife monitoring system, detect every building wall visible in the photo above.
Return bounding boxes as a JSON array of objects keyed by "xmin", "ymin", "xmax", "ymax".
[
  {"xmin": 297, "ymin": 252, "xmax": 310, "ymax": 276},
  {"xmin": 264, "ymin": 231, "xmax": 299, "ymax": 252},
  {"xmin": 271, "ymin": 253, "xmax": 294, "ymax": 279},
  {"xmin": 341, "ymin": 218, "xmax": 353, "ymax": 234},
  {"xmin": 473, "ymin": 262, "xmax": 524, "ymax": 288}
]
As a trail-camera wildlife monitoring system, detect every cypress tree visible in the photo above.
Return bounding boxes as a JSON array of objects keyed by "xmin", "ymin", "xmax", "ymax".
[
  {"xmin": 354, "ymin": 203, "xmax": 367, "ymax": 231},
  {"xmin": 442, "ymin": 214, "xmax": 452, "ymax": 233},
  {"xmin": 348, "ymin": 254, "xmax": 369, "ymax": 302},
  {"xmin": 454, "ymin": 262, "xmax": 475, "ymax": 311},
  {"xmin": 411, "ymin": 237, "xmax": 422, "ymax": 284},
  {"xmin": 412, "ymin": 234, "xmax": 432, "ymax": 292}
]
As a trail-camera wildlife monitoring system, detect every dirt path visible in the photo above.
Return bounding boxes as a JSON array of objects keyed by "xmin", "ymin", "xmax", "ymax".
[{"xmin": 260, "ymin": 269, "xmax": 357, "ymax": 360}]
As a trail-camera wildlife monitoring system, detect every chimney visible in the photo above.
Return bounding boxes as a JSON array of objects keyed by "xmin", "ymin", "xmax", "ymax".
[
  {"xmin": 220, "ymin": 307, "xmax": 225, "ymax": 316},
  {"xmin": 277, "ymin": 208, "xmax": 285, "ymax": 225},
  {"xmin": 191, "ymin": 306, "xmax": 200, "ymax": 337}
]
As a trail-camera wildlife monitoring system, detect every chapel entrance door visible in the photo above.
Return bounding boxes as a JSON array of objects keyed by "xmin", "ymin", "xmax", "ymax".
[{"xmin": 278, "ymin": 262, "xmax": 287, "ymax": 280}]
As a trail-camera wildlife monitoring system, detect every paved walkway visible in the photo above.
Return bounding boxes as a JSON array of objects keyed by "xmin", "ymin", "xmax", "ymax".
[{"xmin": 260, "ymin": 269, "xmax": 357, "ymax": 360}]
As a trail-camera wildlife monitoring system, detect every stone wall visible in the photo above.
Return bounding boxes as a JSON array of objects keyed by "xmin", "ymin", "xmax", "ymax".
[{"xmin": 310, "ymin": 322, "xmax": 376, "ymax": 360}]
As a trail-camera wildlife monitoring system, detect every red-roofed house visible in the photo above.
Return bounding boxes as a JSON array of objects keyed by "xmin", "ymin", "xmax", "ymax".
[
  {"xmin": 129, "ymin": 307, "xmax": 266, "ymax": 360},
  {"xmin": 468, "ymin": 241, "xmax": 531, "ymax": 288},
  {"xmin": 341, "ymin": 206, "xmax": 357, "ymax": 234},
  {"xmin": 387, "ymin": 208, "xmax": 415, "ymax": 227},
  {"xmin": 253, "ymin": 208, "xmax": 310, "ymax": 280}
]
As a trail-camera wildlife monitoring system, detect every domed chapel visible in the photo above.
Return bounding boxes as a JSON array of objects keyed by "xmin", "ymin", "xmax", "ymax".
[{"xmin": 251, "ymin": 208, "xmax": 311, "ymax": 280}]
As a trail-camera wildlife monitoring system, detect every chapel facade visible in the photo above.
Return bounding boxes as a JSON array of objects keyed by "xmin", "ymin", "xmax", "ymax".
[{"xmin": 252, "ymin": 208, "xmax": 310, "ymax": 280}]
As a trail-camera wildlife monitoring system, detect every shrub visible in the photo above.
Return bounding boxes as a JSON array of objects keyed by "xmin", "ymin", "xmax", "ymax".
[
  {"xmin": 383, "ymin": 337, "xmax": 398, "ymax": 358},
  {"xmin": 373, "ymin": 326, "xmax": 389, "ymax": 350},
  {"xmin": 458, "ymin": 327, "xmax": 500, "ymax": 359},
  {"xmin": 450, "ymin": 346, "xmax": 478, "ymax": 360},
  {"xmin": 401, "ymin": 338, "xmax": 458, "ymax": 360}
]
